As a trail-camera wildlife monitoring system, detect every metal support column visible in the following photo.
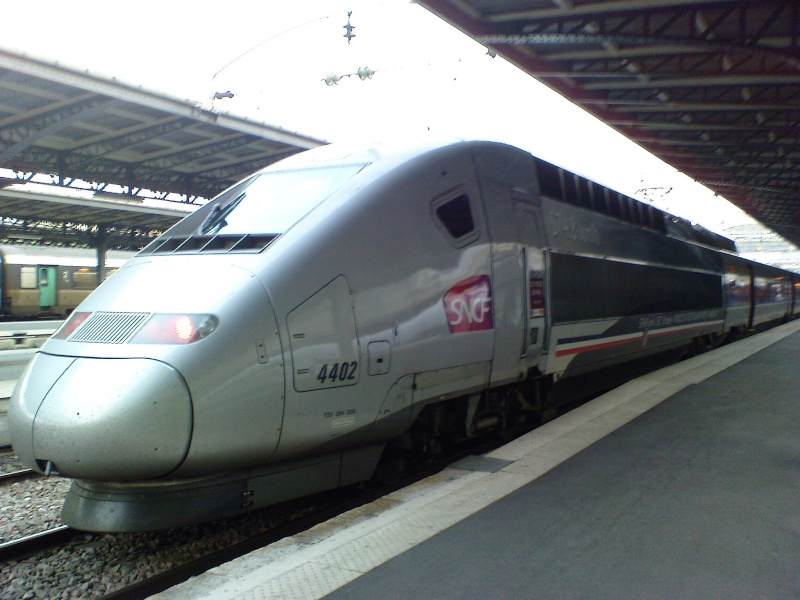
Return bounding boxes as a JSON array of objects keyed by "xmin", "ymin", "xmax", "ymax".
[{"xmin": 94, "ymin": 226, "xmax": 108, "ymax": 287}]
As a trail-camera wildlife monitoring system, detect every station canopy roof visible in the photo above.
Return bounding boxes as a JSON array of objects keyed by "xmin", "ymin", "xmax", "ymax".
[
  {"xmin": 0, "ymin": 47, "xmax": 323, "ymax": 250},
  {"xmin": 418, "ymin": 0, "xmax": 800, "ymax": 248}
]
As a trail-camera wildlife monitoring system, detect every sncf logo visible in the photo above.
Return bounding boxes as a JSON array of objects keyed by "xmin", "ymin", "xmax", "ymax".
[{"xmin": 443, "ymin": 275, "xmax": 494, "ymax": 333}]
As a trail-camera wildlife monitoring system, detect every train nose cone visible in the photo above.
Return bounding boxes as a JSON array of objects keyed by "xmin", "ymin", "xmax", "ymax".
[{"xmin": 11, "ymin": 354, "xmax": 191, "ymax": 481}]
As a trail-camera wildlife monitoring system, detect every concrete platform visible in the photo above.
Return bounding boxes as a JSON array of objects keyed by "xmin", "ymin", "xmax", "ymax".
[{"xmin": 153, "ymin": 320, "xmax": 800, "ymax": 600}]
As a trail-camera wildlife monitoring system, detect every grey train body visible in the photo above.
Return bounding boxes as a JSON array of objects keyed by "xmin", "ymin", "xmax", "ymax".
[{"xmin": 9, "ymin": 139, "xmax": 800, "ymax": 531}]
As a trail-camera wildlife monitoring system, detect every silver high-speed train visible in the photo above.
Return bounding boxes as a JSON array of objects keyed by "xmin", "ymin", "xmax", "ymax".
[{"xmin": 9, "ymin": 139, "xmax": 800, "ymax": 531}]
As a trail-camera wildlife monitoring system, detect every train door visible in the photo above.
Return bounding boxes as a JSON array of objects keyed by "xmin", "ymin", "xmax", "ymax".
[
  {"xmin": 38, "ymin": 266, "xmax": 57, "ymax": 309},
  {"xmin": 794, "ymin": 274, "xmax": 800, "ymax": 317},
  {"xmin": 514, "ymin": 193, "xmax": 547, "ymax": 363},
  {"xmin": 482, "ymin": 180, "xmax": 526, "ymax": 387}
]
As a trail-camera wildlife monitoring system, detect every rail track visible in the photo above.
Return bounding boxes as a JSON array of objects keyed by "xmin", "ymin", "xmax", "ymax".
[
  {"xmin": 0, "ymin": 445, "xmax": 68, "ymax": 566},
  {"xmin": 0, "ymin": 467, "xmax": 37, "ymax": 484},
  {"xmin": 0, "ymin": 525, "xmax": 78, "ymax": 563}
]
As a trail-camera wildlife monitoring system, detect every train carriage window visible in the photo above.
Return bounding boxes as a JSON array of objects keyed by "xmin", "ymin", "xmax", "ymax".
[
  {"xmin": 432, "ymin": 192, "xmax": 479, "ymax": 247},
  {"xmin": 592, "ymin": 183, "xmax": 608, "ymax": 214},
  {"xmin": 628, "ymin": 198, "xmax": 642, "ymax": 225},
  {"xmin": 639, "ymin": 201, "xmax": 648, "ymax": 225},
  {"xmin": 535, "ymin": 160, "xmax": 563, "ymax": 201},
  {"xmin": 648, "ymin": 206, "xmax": 657, "ymax": 229},
  {"xmin": 607, "ymin": 189, "xmax": 621, "ymax": 218},
  {"xmin": 652, "ymin": 209, "xmax": 667, "ymax": 233},
  {"xmin": 20, "ymin": 266, "xmax": 37, "ymax": 289},
  {"xmin": 562, "ymin": 173, "xmax": 579, "ymax": 205},
  {"xmin": 74, "ymin": 269, "xmax": 97, "ymax": 289},
  {"xmin": 551, "ymin": 253, "xmax": 722, "ymax": 323},
  {"xmin": 616, "ymin": 192, "xmax": 629, "ymax": 220},
  {"xmin": 639, "ymin": 203, "xmax": 650, "ymax": 227},
  {"xmin": 577, "ymin": 178, "xmax": 592, "ymax": 209}
]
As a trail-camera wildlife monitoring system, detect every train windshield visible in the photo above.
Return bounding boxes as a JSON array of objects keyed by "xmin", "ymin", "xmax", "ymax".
[{"xmin": 200, "ymin": 164, "xmax": 365, "ymax": 236}]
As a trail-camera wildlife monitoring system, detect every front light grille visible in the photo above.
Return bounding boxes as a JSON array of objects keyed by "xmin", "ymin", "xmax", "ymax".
[{"xmin": 68, "ymin": 311, "xmax": 151, "ymax": 344}]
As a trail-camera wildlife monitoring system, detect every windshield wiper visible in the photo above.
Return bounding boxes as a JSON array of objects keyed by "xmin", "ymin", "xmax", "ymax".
[{"xmin": 200, "ymin": 192, "xmax": 246, "ymax": 235}]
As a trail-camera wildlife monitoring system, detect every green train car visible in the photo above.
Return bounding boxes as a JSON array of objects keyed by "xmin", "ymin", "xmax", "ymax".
[{"xmin": 0, "ymin": 245, "xmax": 134, "ymax": 319}]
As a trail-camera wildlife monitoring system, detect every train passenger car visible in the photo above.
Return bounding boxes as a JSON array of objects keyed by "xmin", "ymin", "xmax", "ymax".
[
  {"xmin": 0, "ymin": 245, "xmax": 133, "ymax": 319},
  {"xmin": 750, "ymin": 262, "xmax": 794, "ymax": 326},
  {"xmin": 8, "ymin": 139, "xmax": 799, "ymax": 532},
  {"xmin": 719, "ymin": 255, "xmax": 797, "ymax": 333},
  {"xmin": 529, "ymin": 159, "xmax": 727, "ymax": 381},
  {"xmin": 793, "ymin": 275, "xmax": 800, "ymax": 317}
]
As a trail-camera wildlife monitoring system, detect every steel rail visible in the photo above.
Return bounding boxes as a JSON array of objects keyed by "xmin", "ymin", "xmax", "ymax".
[
  {"xmin": 0, "ymin": 467, "xmax": 37, "ymax": 484},
  {"xmin": 0, "ymin": 525, "xmax": 77, "ymax": 562}
]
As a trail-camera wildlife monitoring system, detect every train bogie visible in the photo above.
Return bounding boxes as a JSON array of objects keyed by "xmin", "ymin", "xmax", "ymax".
[{"xmin": 8, "ymin": 138, "xmax": 799, "ymax": 532}]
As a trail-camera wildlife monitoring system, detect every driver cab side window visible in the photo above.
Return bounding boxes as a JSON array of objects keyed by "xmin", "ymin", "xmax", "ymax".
[{"xmin": 432, "ymin": 191, "xmax": 479, "ymax": 248}]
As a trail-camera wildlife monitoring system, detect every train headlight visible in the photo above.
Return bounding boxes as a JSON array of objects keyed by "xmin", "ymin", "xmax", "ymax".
[
  {"xmin": 174, "ymin": 315, "xmax": 195, "ymax": 342},
  {"xmin": 130, "ymin": 314, "xmax": 219, "ymax": 345}
]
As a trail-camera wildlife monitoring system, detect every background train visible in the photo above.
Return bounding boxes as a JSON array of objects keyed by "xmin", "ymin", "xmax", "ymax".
[
  {"xmin": 0, "ymin": 245, "xmax": 133, "ymax": 319},
  {"xmin": 9, "ymin": 138, "xmax": 800, "ymax": 532}
]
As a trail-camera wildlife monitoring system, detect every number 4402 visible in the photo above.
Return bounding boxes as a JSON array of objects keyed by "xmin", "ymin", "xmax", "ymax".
[{"xmin": 317, "ymin": 361, "xmax": 358, "ymax": 385}]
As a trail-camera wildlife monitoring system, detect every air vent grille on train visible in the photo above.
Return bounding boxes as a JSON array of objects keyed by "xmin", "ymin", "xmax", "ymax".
[
  {"xmin": 140, "ymin": 234, "xmax": 276, "ymax": 255},
  {"xmin": 68, "ymin": 312, "xmax": 151, "ymax": 344}
]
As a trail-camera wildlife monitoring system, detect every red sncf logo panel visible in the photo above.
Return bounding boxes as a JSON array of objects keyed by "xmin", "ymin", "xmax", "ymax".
[{"xmin": 443, "ymin": 275, "xmax": 493, "ymax": 333}]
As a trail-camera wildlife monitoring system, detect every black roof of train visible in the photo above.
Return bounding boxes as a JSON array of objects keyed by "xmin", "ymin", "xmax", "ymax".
[{"xmin": 417, "ymin": 1, "xmax": 800, "ymax": 249}]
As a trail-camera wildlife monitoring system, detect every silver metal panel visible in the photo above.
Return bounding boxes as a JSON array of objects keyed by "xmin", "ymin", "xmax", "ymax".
[
  {"xmin": 37, "ymin": 254, "xmax": 287, "ymax": 476},
  {"xmin": 480, "ymin": 180, "xmax": 526, "ymax": 385},
  {"xmin": 364, "ymin": 375, "xmax": 415, "ymax": 443},
  {"xmin": 754, "ymin": 302, "xmax": 791, "ymax": 326},
  {"xmin": 269, "ymin": 142, "xmax": 495, "ymax": 459},
  {"xmin": 368, "ymin": 341, "xmax": 391, "ymax": 375},
  {"xmin": 32, "ymin": 357, "xmax": 191, "ymax": 480},
  {"xmin": 60, "ymin": 451, "xmax": 351, "ymax": 532},
  {"xmin": 61, "ymin": 475, "xmax": 248, "ymax": 533},
  {"xmin": 287, "ymin": 276, "xmax": 359, "ymax": 392},
  {"xmin": 413, "ymin": 362, "xmax": 491, "ymax": 403},
  {"xmin": 8, "ymin": 352, "xmax": 76, "ymax": 467}
]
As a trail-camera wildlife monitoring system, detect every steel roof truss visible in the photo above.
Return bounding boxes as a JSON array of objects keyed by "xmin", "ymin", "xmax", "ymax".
[{"xmin": 0, "ymin": 96, "xmax": 120, "ymax": 163}]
